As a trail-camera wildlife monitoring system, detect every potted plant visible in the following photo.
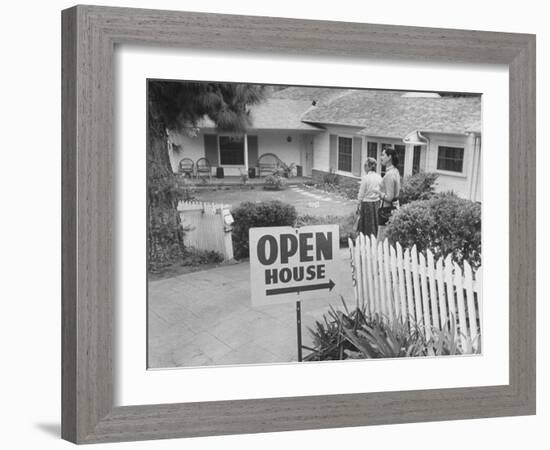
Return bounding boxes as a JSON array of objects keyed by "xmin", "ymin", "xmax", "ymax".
[
  {"xmin": 239, "ymin": 168, "xmax": 249, "ymax": 185},
  {"xmin": 278, "ymin": 161, "xmax": 296, "ymax": 178}
]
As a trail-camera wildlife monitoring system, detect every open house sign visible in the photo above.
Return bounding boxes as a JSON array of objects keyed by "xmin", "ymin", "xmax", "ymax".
[{"xmin": 249, "ymin": 225, "xmax": 340, "ymax": 306}]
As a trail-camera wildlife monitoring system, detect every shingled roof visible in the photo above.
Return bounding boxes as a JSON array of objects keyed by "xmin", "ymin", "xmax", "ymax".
[
  {"xmin": 357, "ymin": 95, "xmax": 481, "ymax": 137},
  {"xmin": 248, "ymin": 99, "xmax": 321, "ymax": 130},
  {"xmin": 270, "ymin": 86, "xmax": 355, "ymax": 105},
  {"xmin": 197, "ymin": 98, "xmax": 321, "ymax": 131},
  {"xmin": 296, "ymin": 88, "xmax": 481, "ymax": 137},
  {"xmin": 196, "ymin": 87, "xmax": 481, "ymax": 136}
]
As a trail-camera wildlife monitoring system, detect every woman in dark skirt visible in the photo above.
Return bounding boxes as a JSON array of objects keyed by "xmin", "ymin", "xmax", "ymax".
[{"xmin": 356, "ymin": 157, "xmax": 383, "ymax": 238}]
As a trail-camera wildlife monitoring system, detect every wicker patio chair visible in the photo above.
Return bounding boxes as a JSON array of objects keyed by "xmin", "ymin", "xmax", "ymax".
[
  {"xmin": 195, "ymin": 157, "xmax": 212, "ymax": 183},
  {"xmin": 177, "ymin": 157, "xmax": 194, "ymax": 179}
]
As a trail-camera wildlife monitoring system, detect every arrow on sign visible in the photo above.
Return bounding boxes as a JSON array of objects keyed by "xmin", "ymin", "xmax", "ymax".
[{"xmin": 265, "ymin": 279, "xmax": 335, "ymax": 296}]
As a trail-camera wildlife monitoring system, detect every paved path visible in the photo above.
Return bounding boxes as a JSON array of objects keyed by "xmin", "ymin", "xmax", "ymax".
[{"xmin": 148, "ymin": 249, "xmax": 355, "ymax": 368}]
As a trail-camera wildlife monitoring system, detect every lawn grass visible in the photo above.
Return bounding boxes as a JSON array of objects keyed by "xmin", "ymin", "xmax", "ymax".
[{"xmin": 194, "ymin": 184, "xmax": 357, "ymax": 218}]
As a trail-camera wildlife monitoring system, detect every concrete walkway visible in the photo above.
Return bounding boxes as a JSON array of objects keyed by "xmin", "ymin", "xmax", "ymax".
[{"xmin": 148, "ymin": 249, "xmax": 355, "ymax": 368}]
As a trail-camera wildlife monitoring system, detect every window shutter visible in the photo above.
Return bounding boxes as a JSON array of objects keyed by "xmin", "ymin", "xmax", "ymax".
[
  {"xmin": 352, "ymin": 137, "xmax": 362, "ymax": 176},
  {"xmin": 204, "ymin": 134, "xmax": 219, "ymax": 166},
  {"xmin": 329, "ymin": 134, "xmax": 337, "ymax": 171},
  {"xmin": 247, "ymin": 135, "xmax": 259, "ymax": 167}
]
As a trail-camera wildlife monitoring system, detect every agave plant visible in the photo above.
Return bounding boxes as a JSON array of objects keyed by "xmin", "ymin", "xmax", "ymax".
[
  {"xmin": 341, "ymin": 315, "xmax": 426, "ymax": 359},
  {"xmin": 304, "ymin": 298, "xmax": 469, "ymax": 361},
  {"xmin": 423, "ymin": 319, "xmax": 461, "ymax": 356},
  {"xmin": 304, "ymin": 298, "xmax": 365, "ymax": 361},
  {"xmin": 423, "ymin": 317, "xmax": 481, "ymax": 357}
]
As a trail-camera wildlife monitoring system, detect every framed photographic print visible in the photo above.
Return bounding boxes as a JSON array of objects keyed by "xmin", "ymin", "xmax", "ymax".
[{"xmin": 62, "ymin": 5, "xmax": 536, "ymax": 444}]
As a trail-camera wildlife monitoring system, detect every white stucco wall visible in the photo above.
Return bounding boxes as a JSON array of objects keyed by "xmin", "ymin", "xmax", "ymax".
[
  {"xmin": 423, "ymin": 133, "xmax": 476, "ymax": 200},
  {"xmin": 257, "ymin": 132, "xmax": 303, "ymax": 167},
  {"xmin": 312, "ymin": 126, "xmax": 366, "ymax": 176},
  {"xmin": 167, "ymin": 129, "xmax": 317, "ymax": 176}
]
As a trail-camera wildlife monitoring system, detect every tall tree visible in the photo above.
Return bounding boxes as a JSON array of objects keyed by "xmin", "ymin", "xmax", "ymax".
[{"xmin": 147, "ymin": 81, "xmax": 266, "ymax": 271}]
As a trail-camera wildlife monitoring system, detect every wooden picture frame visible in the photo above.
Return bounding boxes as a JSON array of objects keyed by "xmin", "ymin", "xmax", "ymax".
[{"xmin": 61, "ymin": 5, "xmax": 536, "ymax": 444}]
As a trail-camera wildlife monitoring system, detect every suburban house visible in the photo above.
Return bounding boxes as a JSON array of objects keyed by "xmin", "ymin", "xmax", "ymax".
[{"xmin": 167, "ymin": 87, "xmax": 482, "ymax": 201}]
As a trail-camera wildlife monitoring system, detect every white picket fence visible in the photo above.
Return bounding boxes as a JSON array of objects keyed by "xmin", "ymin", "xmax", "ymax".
[
  {"xmin": 177, "ymin": 201, "xmax": 234, "ymax": 261},
  {"xmin": 348, "ymin": 234, "xmax": 482, "ymax": 352}
]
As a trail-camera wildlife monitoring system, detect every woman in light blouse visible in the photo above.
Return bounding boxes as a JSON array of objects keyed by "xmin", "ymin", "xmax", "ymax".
[{"xmin": 356, "ymin": 157, "xmax": 383, "ymax": 238}]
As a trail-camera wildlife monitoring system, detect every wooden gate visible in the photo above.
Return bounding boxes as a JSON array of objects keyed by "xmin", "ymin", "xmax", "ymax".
[{"xmin": 177, "ymin": 201, "xmax": 234, "ymax": 261}]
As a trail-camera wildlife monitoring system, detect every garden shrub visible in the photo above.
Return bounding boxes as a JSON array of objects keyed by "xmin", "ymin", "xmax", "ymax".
[
  {"xmin": 231, "ymin": 200, "xmax": 297, "ymax": 259},
  {"xmin": 399, "ymin": 172, "xmax": 439, "ymax": 205},
  {"xmin": 385, "ymin": 192, "xmax": 481, "ymax": 268},
  {"xmin": 182, "ymin": 247, "xmax": 223, "ymax": 266},
  {"xmin": 264, "ymin": 173, "xmax": 287, "ymax": 190},
  {"xmin": 322, "ymin": 168, "xmax": 340, "ymax": 185}
]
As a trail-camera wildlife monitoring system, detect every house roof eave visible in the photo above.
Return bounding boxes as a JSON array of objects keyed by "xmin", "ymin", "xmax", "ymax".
[
  {"xmin": 301, "ymin": 120, "xmax": 366, "ymax": 130},
  {"xmin": 360, "ymin": 128, "xmax": 482, "ymax": 140},
  {"xmin": 252, "ymin": 128, "xmax": 325, "ymax": 133},
  {"xmin": 359, "ymin": 134, "xmax": 404, "ymax": 140}
]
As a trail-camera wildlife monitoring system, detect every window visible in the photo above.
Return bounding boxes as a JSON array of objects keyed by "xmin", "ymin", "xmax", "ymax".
[
  {"xmin": 412, "ymin": 145, "xmax": 422, "ymax": 174},
  {"xmin": 219, "ymin": 136, "xmax": 245, "ymax": 165},
  {"xmin": 367, "ymin": 142, "xmax": 378, "ymax": 159},
  {"xmin": 366, "ymin": 142, "xmax": 379, "ymax": 173},
  {"xmin": 394, "ymin": 144, "xmax": 406, "ymax": 177},
  {"xmin": 337, "ymin": 137, "xmax": 353, "ymax": 172},
  {"xmin": 437, "ymin": 146, "xmax": 464, "ymax": 173},
  {"xmin": 380, "ymin": 143, "xmax": 393, "ymax": 176}
]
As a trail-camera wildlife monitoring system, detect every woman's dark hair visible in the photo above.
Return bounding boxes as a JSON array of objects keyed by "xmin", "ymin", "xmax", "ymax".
[{"xmin": 383, "ymin": 147, "xmax": 399, "ymax": 166}]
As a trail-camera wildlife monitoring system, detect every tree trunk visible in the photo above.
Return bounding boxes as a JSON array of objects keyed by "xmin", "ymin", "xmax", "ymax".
[
  {"xmin": 148, "ymin": 119, "xmax": 173, "ymax": 183},
  {"xmin": 147, "ymin": 117, "xmax": 186, "ymax": 272}
]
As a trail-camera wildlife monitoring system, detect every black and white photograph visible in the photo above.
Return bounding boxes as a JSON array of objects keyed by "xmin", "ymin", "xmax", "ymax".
[{"xmin": 147, "ymin": 80, "xmax": 482, "ymax": 368}]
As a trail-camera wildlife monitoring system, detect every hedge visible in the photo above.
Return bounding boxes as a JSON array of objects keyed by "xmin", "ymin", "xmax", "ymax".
[
  {"xmin": 399, "ymin": 172, "xmax": 439, "ymax": 205},
  {"xmin": 231, "ymin": 200, "xmax": 297, "ymax": 259},
  {"xmin": 385, "ymin": 193, "xmax": 481, "ymax": 268}
]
